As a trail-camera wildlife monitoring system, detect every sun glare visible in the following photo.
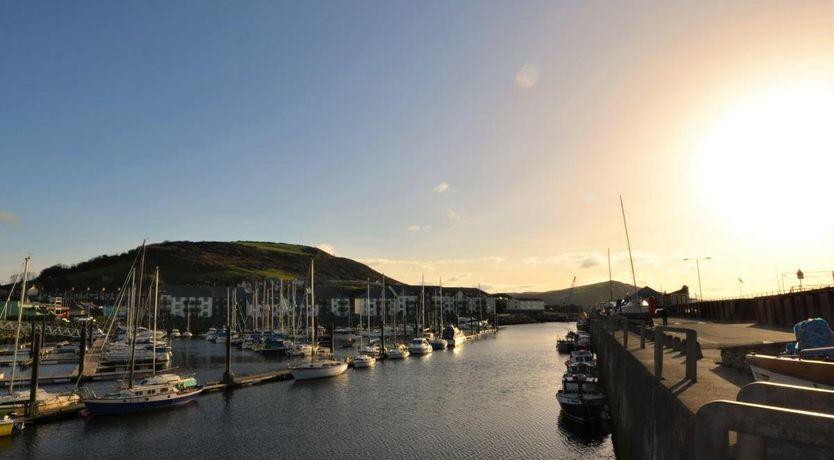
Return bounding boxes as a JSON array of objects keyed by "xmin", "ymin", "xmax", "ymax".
[{"xmin": 694, "ymin": 83, "xmax": 834, "ymax": 247}]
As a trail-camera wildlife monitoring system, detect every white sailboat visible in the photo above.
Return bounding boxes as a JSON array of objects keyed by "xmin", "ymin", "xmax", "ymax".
[
  {"xmin": 290, "ymin": 259, "xmax": 348, "ymax": 380},
  {"xmin": 353, "ymin": 279, "xmax": 377, "ymax": 368},
  {"xmin": 81, "ymin": 246, "xmax": 203, "ymax": 416},
  {"xmin": 0, "ymin": 257, "xmax": 81, "ymax": 413}
]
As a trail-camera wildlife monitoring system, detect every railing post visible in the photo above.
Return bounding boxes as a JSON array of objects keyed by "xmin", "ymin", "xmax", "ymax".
[
  {"xmin": 686, "ymin": 330, "xmax": 698, "ymax": 381},
  {"xmin": 622, "ymin": 318, "xmax": 628, "ymax": 348},
  {"xmin": 640, "ymin": 323, "xmax": 646, "ymax": 349},
  {"xmin": 654, "ymin": 326, "xmax": 664, "ymax": 379}
]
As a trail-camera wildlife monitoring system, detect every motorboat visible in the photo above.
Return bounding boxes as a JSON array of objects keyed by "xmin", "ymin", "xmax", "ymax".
[
  {"xmin": 746, "ymin": 318, "xmax": 834, "ymax": 390},
  {"xmin": 352, "ymin": 354, "xmax": 376, "ymax": 368},
  {"xmin": 181, "ymin": 331, "xmax": 193, "ymax": 339},
  {"xmin": 0, "ymin": 415, "xmax": 23, "ymax": 437},
  {"xmin": 385, "ymin": 344, "xmax": 409, "ymax": 359},
  {"xmin": 429, "ymin": 337, "xmax": 448, "ymax": 350},
  {"xmin": 170, "ymin": 329, "xmax": 181, "ymax": 339},
  {"xmin": 556, "ymin": 374, "xmax": 606, "ymax": 422},
  {"xmin": 408, "ymin": 338, "xmax": 433, "ymax": 355},
  {"xmin": 290, "ymin": 359, "xmax": 348, "ymax": 380},
  {"xmin": 81, "ymin": 373, "xmax": 203, "ymax": 416},
  {"xmin": 441, "ymin": 325, "xmax": 466, "ymax": 348},
  {"xmin": 746, "ymin": 353, "xmax": 834, "ymax": 390}
]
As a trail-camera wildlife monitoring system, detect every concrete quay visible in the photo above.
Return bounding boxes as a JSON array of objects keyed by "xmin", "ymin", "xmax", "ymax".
[{"xmin": 590, "ymin": 318, "xmax": 834, "ymax": 460}]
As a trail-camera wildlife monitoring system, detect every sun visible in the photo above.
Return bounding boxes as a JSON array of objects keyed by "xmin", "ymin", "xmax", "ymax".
[{"xmin": 694, "ymin": 83, "xmax": 834, "ymax": 248}]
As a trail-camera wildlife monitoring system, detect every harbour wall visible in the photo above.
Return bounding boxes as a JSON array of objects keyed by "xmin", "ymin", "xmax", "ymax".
[
  {"xmin": 590, "ymin": 320, "xmax": 694, "ymax": 460},
  {"xmin": 664, "ymin": 287, "xmax": 834, "ymax": 328}
]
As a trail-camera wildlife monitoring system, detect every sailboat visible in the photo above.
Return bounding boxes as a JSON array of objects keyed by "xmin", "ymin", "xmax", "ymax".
[
  {"xmin": 290, "ymin": 259, "xmax": 349, "ymax": 380},
  {"xmin": 429, "ymin": 278, "xmax": 448, "ymax": 350},
  {"xmin": 0, "ymin": 256, "xmax": 81, "ymax": 414},
  {"xmin": 81, "ymin": 246, "xmax": 203, "ymax": 416},
  {"xmin": 617, "ymin": 195, "xmax": 651, "ymax": 322},
  {"xmin": 409, "ymin": 278, "xmax": 433, "ymax": 355},
  {"xmin": 353, "ymin": 279, "xmax": 377, "ymax": 368}
]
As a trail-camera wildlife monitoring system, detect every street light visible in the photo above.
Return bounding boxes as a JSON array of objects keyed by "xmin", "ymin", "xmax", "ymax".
[{"xmin": 683, "ymin": 257, "xmax": 711, "ymax": 301}]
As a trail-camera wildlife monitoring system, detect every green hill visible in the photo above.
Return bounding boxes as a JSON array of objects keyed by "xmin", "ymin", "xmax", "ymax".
[{"xmin": 34, "ymin": 241, "xmax": 398, "ymax": 293}]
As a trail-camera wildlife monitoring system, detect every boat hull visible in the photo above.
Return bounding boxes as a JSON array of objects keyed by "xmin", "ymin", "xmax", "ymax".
[
  {"xmin": 291, "ymin": 362, "xmax": 348, "ymax": 380},
  {"xmin": 556, "ymin": 393, "xmax": 606, "ymax": 421},
  {"xmin": 746, "ymin": 354, "xmax": 834, "ymax": 390},
  {"xmin": 83, "ymin": 388, "xmax": 203, "ymax": 416},
  {"xmin": 408, "ymin": 346, "xmax": 432, "ymax": 355}
]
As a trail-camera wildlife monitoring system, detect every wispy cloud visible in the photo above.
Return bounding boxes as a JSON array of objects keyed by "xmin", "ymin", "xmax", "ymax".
[
  {"xmin": 447, "ymin": 208, "xmax": 461, "ymax": 221},
  {"xmin": 408, "ymin": 225, "xmax": 432, "ymax": 232},
  {"xmin": 0, "ymin": 211, "xmax": 19, "ymax": 224},
  {"xmin": 523, "ymin": 250, "xmax": 662, "ymax": 269},
  {"xmin": 317, "ymin": 243, "xmax": 335, "ymax": 255},
  {"xmin": 515, "ymin": 64, "xmax": 539, "ymax": 89},
  {"xmin": 433, "ymin": 182, "xmax": 450, "ymax": 194}
]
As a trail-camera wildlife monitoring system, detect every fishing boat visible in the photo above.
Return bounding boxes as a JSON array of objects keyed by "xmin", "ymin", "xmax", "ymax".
[
  {"xmin": 556, "ymin": 374, "xmax": 607, "ymax": 422},
  {"xmin": 556, "ymin": 331, "xmax": 577, "ymax": 353},
  {"xmin": 289, "ymin": 260, "xmax": 348, "ymax": 381},
  {"xmin": 565, "ymin": 349, "xmax": 596, "ymax": 367},
  {"xmin": 81, "ymin": 248, "xmax": 203, "ymax": 416},
  {"xmin": 408, "ymin": 337, "xmax": 433, "ymax": 355},
  {"xmin": 441, "ymin": 325, "xmax": 466, "ymax": 348}
]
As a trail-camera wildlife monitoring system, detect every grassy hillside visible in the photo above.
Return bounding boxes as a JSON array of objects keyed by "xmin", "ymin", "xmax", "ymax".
[
  {"xmin": 510, "ymin": 280, "xmax": 642, "ymax": 306},
  {"xmin": 34, "ymin": 241, "xmax": 398, "ymax": 291}
]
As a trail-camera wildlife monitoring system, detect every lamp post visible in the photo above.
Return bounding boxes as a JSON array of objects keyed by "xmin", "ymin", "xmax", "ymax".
[{"xmin": 683, "ymin": 257, "xmax": 711, "ymax": 301}]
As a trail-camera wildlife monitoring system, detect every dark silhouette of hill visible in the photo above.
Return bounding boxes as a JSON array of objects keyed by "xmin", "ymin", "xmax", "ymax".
[
  {"xmin": 34, "ymin": 241, "xmax": 399, "ymax": 293},
  {"xmin": 509, "ymin": 280, "xmax": 658, "ymax": 306}
]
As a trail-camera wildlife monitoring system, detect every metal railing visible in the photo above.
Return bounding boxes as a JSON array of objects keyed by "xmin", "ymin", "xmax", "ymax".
[
  {"xmin": 694, "ymin": 399, "xmax": 834, "ymax": 460},
  {"xmin": 654, "ymin": 326, "xmax": 699, "ymax": 382},
  {"xmin": 734, "ymin": 382, "xmax": 834, "ymax": 459}
]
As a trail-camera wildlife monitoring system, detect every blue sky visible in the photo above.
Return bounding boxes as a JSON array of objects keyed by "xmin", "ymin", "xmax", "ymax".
[{"xmin": 2, "ymin": 2, "xmax": 832, "ymax": 295}]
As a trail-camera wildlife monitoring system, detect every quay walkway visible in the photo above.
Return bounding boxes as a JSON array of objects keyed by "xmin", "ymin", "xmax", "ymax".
[{"xmin": 592, "ymin": 317, "xmax": 833, "ymax": 459}]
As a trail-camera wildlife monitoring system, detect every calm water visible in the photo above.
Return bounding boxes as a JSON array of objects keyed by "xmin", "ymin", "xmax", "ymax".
[{"xmin": 2, "ymin": 323, "xmax": 614, "ymax": 459}]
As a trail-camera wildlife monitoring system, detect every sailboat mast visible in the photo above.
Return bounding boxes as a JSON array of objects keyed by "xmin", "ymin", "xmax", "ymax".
[
  {"xmin": 128, "ymin": 241, "xmax": 146, "ymax": 389},
  {"xmin": 608, "ymin": 248, "xmax": 614, "ymax": 301},
  {"xmin": 619, "ymin": 195, "xmax": 639, "ymax": 298},
  {"xmin": 311, "ymin": 260, "xmax": 316, "ymax": 353},
  {"xmin": 439, "ymin": 277, "xmax": 443, "ymax": 329},
  {"xmin": 8, "ymin": 256, "xmax": 29, "ymax": 395},
  {"xmin": 152, "ymin": 266, "xmax": 159, "ymax": 376},
  {"xmin": 420, "ymin": 275, "xmax": 425, "ymax": 334},
  {"xmin": 381, "ymin": 274, "xmax": 386, "ymax": 347}
]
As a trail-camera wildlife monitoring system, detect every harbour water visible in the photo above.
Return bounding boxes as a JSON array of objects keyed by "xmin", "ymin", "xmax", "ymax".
[{"xmin": 2, "ymin": 323, "xmax": 614, "ymax": 459}]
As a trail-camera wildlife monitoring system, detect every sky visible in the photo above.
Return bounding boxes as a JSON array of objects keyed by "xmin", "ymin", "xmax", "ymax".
[{"xmin": 1, "ymin": 1, "xmax": 832, "ymax": 299}]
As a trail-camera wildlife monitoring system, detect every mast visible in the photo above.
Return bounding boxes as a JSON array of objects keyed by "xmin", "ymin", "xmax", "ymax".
[
  {"xmin": 420, "ymin": 275, "xmax": 425, "ymax": 334},
  {"xmin": 381, "ymin": 274, "xmax": 386, "ymax": 348},
  {"xmin": 128, "ymin": 241, "xmax": 146, "ymax": 389},
  {"xmin": 311, "ymin": 259, "xmax": 316, "ymax": 356},
  {"xmin": 608, "ymin": 248, "xmax": 614, "ymax": 301},
  {"xmin": 186, "ymin": 289, "xmax": 191, "ymax": 333},
  {"xmin": 619, "ymin": 195, "xmax": 639, "ymax": 298},
  {"xmin": 8, "ymin": 256, "xmax": 29, "ymax": 395},
  {"xmin": 439, "ymin": 277, "xmax": 443, "ymax": 329},
  {"xmin": 152, "ymin": 266, "xmax": 159, "ymax": 376}
]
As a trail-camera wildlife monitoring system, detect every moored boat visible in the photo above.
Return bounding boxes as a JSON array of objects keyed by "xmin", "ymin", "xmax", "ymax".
[
  {"xmin": 408, "ymin": 338, "xmax": 433, "ymax": 355},
  {"xmin": 441, "ymin": 325, "xmax": 466, "ymax": 348},
  {"xmin": 81, "ymin": 374, "xmax": 203, "ymax": 416},
  {"xmin": 746, "ymin": 353, "xmax": 834, "ymax": 390},
  {"xmin": 556, "ymin": 374, "xmax": 606, "ymax": 422},
  {"xmin": 352, "ymin": 354, "xmax": 376, "ymax": 368}
]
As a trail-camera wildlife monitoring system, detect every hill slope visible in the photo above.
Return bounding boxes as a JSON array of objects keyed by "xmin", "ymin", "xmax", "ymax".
[
  {"xmin": 510, "ymin": 280, "xmax": 653, "ymax": 306},
  {"xmin": 35, "ymin": 241, "xmax": 397, "ymax": 293}
]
